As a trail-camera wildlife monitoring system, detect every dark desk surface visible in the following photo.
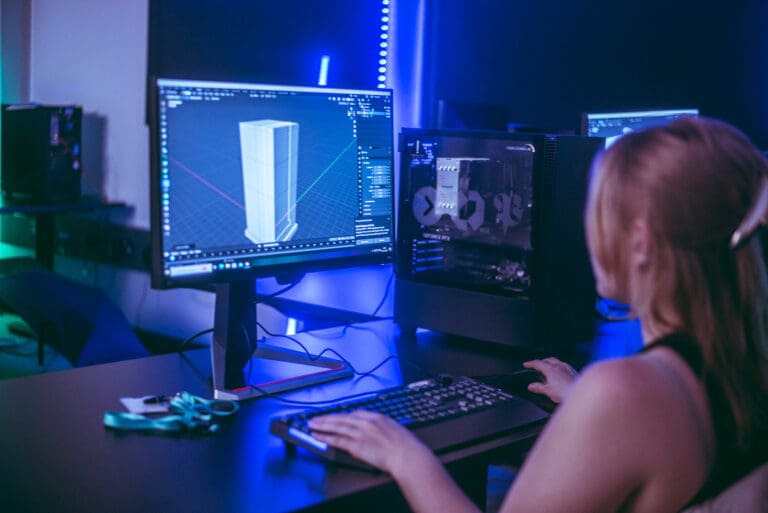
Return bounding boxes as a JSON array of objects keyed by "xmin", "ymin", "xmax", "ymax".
[{"xmin": 0, "ymin": 321, "xmax": 545, "ymax": 513}]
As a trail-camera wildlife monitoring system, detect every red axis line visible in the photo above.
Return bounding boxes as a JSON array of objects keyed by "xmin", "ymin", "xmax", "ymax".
[{"xmin": 168, "ymin": 156, "xmax": 245, "ymax": 210}]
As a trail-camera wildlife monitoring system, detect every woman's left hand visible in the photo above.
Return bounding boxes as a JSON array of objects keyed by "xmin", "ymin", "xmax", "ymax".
[
  {"xmin": 309, "ymin": 410, "xmax": 431, "ymax": 475},
  {"xmin": 523, "ymin": 357, "xmax": 579, "ymax": 404}
]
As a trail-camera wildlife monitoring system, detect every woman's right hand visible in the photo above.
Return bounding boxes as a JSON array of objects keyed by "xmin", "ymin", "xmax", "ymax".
[
  {"xmin": 309, "ymin": 410, "xmax": 434, "ymax": 475},
  {"xmin": 523, "ymin": 357, "xmax": 579, "ymax": 404}
]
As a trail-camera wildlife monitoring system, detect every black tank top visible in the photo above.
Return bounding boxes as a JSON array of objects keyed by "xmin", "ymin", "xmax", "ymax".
[{"xmin": 640, "ymin": 332, "xmax": 768, "ymax": 504}]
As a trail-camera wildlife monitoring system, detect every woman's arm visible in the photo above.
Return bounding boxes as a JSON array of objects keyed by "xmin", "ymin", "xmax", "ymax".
[{"xmin": 309, "ymin": 410, "xmax": 482, "ymax": 513}]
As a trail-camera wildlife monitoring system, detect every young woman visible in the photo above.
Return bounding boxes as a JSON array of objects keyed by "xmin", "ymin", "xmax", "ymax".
[{"xmin": 309, "ymin": 116, "xmax": 768, "ymax": 513}]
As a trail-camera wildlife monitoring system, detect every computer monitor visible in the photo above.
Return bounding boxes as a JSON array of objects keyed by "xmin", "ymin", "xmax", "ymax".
[
  {"xmin": 148, "ymin": 78, "xmax": 395, "ymax": 399},
  {"xmin": 582, "ymin": 108, "xmax": 698, "ymax": 320},
  {"xmin": 583, "ymin": 108, "xmax": 699, "ymax": 147}
]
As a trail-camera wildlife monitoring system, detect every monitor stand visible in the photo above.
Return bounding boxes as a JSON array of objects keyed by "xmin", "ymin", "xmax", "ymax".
[{"xmin": 211, "ymin": 280, "xmax": 353, "ymax": 401}]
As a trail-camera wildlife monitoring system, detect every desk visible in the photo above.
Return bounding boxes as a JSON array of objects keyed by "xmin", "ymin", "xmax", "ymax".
[
  {"xmin": 0, "ymin": 321, "xmax": 545, "ymax": 513},
  {"xmin": 0, "ymin": 196, "xmax": 128, "ymax": 269}
]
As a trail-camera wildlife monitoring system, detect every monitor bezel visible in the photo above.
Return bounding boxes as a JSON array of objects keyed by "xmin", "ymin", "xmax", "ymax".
[
  {"xmin": 148, "ymin": 76, "xmax": 395, "ymax": 290},
  {"xmin": 580, "ymin": 107, "xmax": 700, "ymax": 137}
]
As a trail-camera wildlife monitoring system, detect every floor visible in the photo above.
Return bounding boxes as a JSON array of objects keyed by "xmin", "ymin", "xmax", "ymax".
[{"xmin": 487, "ymin": 465, "xmax": 517, "ymax": 513}]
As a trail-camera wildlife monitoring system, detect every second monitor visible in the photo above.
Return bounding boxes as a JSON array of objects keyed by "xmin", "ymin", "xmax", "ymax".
[{"xmin": 583, "ymin": 108, "xmax": 699, "ymax": 147}]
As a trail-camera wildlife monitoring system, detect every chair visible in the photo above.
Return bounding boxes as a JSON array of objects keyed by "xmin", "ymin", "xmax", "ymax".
[
  {"xmin": 681, "ymin": 462, "xmax": 768, "ymax": 513},
  {"xmin": 0, "ymin": 269, "xmax": 149, "ymax": 367}
]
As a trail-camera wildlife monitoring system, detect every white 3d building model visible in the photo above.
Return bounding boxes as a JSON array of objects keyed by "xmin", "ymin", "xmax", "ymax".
[{"xmin": 239, "ymin": 119, "xmax": 299, "ymax": 244}]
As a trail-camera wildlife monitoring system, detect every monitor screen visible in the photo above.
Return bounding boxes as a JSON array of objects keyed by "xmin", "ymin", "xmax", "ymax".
[
  {"xmin": 583, "ymin": 108, "xmax": 699, "ymax": 147},
  {"xmin": 149, "ymin": 78, "xmax": 395, "ymax": 289}
]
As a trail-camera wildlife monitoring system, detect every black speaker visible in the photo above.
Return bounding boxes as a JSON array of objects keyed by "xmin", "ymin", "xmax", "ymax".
[{"xmin": 1, "ymin": 104, "xmax": 82, "ymax": 203}]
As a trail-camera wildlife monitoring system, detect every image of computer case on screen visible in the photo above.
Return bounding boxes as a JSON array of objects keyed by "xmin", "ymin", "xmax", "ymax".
[{"xmin": 239, "ymin": 119, "xmax": 299, "ymax": 244}]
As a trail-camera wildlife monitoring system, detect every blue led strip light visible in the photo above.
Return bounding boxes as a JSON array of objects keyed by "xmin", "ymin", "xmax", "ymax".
[{"xmin": 378, "ymin": 0, "xmax": 390, "ymax": 88}]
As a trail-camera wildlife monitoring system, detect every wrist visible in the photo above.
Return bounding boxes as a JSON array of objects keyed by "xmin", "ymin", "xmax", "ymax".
[{"xmin": 388, "ymin": 440, "xmax": 439, "ymax": 479}]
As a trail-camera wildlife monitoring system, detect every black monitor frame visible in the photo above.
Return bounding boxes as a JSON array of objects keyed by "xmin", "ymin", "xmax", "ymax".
[
  {"xmin": 148, "ymin": 78, "xmax": 395, "ymax": 399},
  {"xmin": 581, "ymin": 108, "xmax": 699, "ymax": 146}
]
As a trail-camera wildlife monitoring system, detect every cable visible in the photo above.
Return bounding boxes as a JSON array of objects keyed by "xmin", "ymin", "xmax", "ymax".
[
  {"xmin": 256, "ymin": 277, "xmax": 303, "ymax": 300},
  {"xmin": 242, "ymin": 321, "xmax": 256, "ymax": 381},
  {"xmin": 308, "ymin": 270, "xmax": 395, "ymax": 340},
  {"xmin": 254, "ymin": 320, "xmax": 395, "ymax": 376},
  {"xmin": 173, "ymin": 277, "xmax": 296, "ymax": 353},
  {"xmin": 103, "ymin": 391, "xmax": 239, "ymax": 434},
  {"xmin": 178, "ymin": 327, "xmax": 214, "ymax": 352},
  {"xmin": 133, "ymin": 275, "xmax": 150, "ymax": 330},
  {"xmin": 370, "ymin": 271, "xmax": 394, "ymax": 317},
  {"xmin": 242, "ymin": 383, "xmax": 403, "ymax": 408},
  {"xmin": 179, "ymin": 270, "xmax": 393, "ymax": 348},
  {"xmin": 254, "ymin": 320, "xmax": 431, "ymax": 380},
  {"xmin": 177, "ymin": 271, "xmax": 412, "ymax": 397},
  {"xmin": 346, "ymin": 319, "xmax": 393, "ymax": 330},
  {"xmin": 180, "ymin": 315, "xmax": 430, "ymax": 406}
]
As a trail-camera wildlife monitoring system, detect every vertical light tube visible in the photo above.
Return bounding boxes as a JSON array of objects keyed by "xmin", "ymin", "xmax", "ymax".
[{"xmin": 317, "ymin": 55, "xmax": 330, "ymax": 86}]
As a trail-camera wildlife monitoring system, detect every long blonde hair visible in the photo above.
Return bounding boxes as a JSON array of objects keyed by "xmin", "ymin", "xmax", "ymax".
[{"xmin": 585, "ymin": 116, "xmax": 768, "ymax": 448}]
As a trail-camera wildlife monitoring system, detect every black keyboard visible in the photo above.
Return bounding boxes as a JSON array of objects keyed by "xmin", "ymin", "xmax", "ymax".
[{"xmin": 269, "ymin": 375, "xmax": 550, "ymax": 468}]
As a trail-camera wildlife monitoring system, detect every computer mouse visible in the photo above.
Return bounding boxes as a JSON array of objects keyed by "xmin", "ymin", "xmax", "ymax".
[{"xmin": 479, "ymin": 369, "xmax": 558, "ymax": 413}]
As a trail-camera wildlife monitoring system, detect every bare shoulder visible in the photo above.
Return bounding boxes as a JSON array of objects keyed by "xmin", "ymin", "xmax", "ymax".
[
  {"xmin": 569, "ymin": 357, "xmax": 667, "ymax": 416},
  {"xmin": 525, "ymin": 356, "xmax": 677, "ymax": 459},
  {"xmin": 579, "ymin": 357, "xmax": 661, "ymax": 391},
  {"xmin": 560, "ymin": 355, "xmax": 707, "ymax": 471},
  {"xmin": 552, "ymin": 355, "xmax": 690, "ymax": 454}
]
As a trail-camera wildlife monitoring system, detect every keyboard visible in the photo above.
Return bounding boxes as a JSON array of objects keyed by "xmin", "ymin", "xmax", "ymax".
[{"xmin": 269, "ymin": 375, "xmax": 550, "ymax": 468}]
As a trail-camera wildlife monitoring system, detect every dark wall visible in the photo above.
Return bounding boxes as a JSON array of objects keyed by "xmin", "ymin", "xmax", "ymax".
[
  {"xmin": 147, "ymin": 0, "xmax": 386, "ymax": 89},
  {"xmin": 147, "ymin": 1, "xmax": 768, "ymax": 147},
  {"xmin": 423, "ymin": 0, "xmax": 768, "ymax": 147}
]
